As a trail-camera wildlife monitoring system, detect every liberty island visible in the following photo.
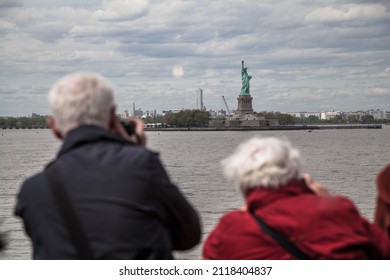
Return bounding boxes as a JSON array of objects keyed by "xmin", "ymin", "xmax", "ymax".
[{"xmin": 206, "ymin": 61, "xmax": 381, "ymax": 130}]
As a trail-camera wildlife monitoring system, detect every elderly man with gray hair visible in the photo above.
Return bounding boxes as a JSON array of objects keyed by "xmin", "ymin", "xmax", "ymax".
[
  {"xmin": 203, "ymin": 137, "xmax": 390, "ymax": 259},
  {"xmin": 15, "ymin": 72, "xmax": 201, "ymax": 259}
]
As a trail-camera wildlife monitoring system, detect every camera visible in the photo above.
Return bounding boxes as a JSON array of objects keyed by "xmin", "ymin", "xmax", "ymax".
[{"xmin": 120, "ymin": 120, "xmax": 136, "ymax": 136}]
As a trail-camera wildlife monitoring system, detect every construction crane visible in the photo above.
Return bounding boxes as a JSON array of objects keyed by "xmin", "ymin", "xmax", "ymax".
[{"xmin": 221, "ymin": 95, "xmax": 231, "ymax": 115}]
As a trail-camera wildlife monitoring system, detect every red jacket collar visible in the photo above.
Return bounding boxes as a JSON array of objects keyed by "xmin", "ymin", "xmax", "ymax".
[{"xmin": 246, "ymin": 179, "xmax": 314, "ymax": 212}]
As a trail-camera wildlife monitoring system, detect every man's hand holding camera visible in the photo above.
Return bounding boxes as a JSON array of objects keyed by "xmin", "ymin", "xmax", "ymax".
[{"xmin": 113, "ymin": 117, "xmax": 147, "ymax": 146}]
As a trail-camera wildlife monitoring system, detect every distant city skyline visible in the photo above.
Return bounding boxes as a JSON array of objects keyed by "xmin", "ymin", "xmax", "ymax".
[
  {"xmin": 2, "ymin": 103, "xmax": 389, "ymax": 118},
  {"xmin": 1, "ymin": 1, "xmax": 390, "ymax": 117}
]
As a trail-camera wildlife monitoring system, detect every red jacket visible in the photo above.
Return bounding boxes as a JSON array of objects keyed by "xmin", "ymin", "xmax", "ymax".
[{"xmin": 203, "ymin": 180, "xmax": 390, "ymax": 259}]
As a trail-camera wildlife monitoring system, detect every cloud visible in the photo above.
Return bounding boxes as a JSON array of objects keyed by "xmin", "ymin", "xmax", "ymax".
[
  {"xmin": 0, "ymin": 0, "xmax": 22, "ymax": 8},
  {"xmin": 93, "ymin": 0, "xmax": 150, "ymax": 21},
  {"xmin": 0, "ymin": 0, "xmax": 389, "ymax": 116},
  {"xmin": 0, "ymin": 19, "xmax": 17, "ymax": 32},
  {"xmin": 305, "ymin": 4, "xmax": 390, "ymax": 23}
]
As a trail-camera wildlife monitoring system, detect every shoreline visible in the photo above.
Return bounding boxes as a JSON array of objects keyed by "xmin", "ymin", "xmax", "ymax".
[
  {"xmin": 0, "ymin": 124, "xmax": 383, "ymax": 131},
  {"xmin": 144, "ymin": 124, "xmax": 382, "ymax": 132}
]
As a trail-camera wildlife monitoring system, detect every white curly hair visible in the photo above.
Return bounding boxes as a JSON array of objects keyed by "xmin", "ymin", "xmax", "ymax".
[{"xmin": 222, "ymin": 136, "xmax": 302, "ymax": 191}]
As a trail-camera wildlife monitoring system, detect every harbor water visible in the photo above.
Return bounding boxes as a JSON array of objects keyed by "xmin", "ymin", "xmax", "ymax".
[{"xmin": 1, "ymin": 126, "xmax": 389, "ymax": 260}]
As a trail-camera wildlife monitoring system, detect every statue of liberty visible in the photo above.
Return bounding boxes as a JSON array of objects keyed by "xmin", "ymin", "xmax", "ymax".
[{"xmin": 240, "ymin": 60, "xmax": 252, "ymax": 95}]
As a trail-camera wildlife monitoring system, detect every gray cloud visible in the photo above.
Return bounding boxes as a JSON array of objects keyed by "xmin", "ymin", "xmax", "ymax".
[
  {"xmin": 0, "ymin": 0, "xmax": 389, "ymax": 116},
  {"xmin": 0, "ymin": 0, "xmax": 22, "ymax": 8}
]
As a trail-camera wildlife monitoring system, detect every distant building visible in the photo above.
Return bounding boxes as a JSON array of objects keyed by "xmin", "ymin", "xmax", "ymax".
[
  {"xmin": 346, "ymin": 111, "xmax": 364, "ymax": 121},
  {"xmin": 161, "ymin": 110, "xmax": 172, "ymax": 116},
  {"xmin": 149, "ymin": 109, "xmax": 157, "ymax": 118},
  {"xmin": 141, "ymin": 109, "xmax": 157, "ymax": 120},
  {"xmin": 322, "ymin": 110, "xmax": 342, "ymax": 120},
  {"xmin": 367, "ymin": 109, "xmax": 387, "ymax": 120},
  {"xmin": 287, "ymin": 110, "xmax": 389, "ymax": 121},
  {"xmin": 131, "ymin": 108, "xmax": 143, "ymax": 118},
  {"xmin": 287, "ymin": 112, "xmax": 321, "ymax": 119},
  {"xmin": 216, "ymin": 109, "xmax": 227, "ymax": 117},
  {"xmin": 196, "ymin": 88, "xmax": 204, "ymax": 111},
  {"xmin": 141, "ymin": 111, "xmax": 149, "ymax": 119},
  {"xmin": 208, "ymin": 110, "xmax": 217, "ymax": 118},
  {"xmin": 121, "ymin": 110, "xmax": 129, "ymax": 119},
  {"xmin": 129, "ymin": 103, "xmax": 143, "ymax": 118},
  {"xmin": 145, "ymin": 123, "xmax": 165, "ymax": 128},
  {"xmin": 286, "ymin": 111, "xmax": 345, "ymax": 120}
]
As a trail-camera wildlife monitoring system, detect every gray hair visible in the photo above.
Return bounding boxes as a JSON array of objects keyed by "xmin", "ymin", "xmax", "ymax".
[
  {"xmin": 222, "ymin": 136, "xmax": 301, "ymax": 191},
  {"xmin": 48, "ymin": 72, "xmax": 114, "ymax": 136}
]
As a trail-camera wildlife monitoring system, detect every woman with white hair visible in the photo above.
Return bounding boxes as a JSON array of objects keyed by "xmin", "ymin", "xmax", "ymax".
[{"xmin": 202, "ymin": 136, "xmax": 390, "ymax": 259}]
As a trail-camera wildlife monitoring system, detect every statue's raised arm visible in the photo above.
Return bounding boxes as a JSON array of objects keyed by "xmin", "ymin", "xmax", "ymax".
[{"xmin": 240, "ymin": 60, "xmax": 252, "ymax": 95}]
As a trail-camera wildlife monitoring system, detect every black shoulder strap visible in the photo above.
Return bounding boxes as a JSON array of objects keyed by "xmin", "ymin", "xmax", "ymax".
[
  {"xmin": 250, "ymin": 211, "xmax": 311, "ymax": 260},
  {"xmin": 45, "ymin": 165, "xmax": 94, "ymax": 259}
]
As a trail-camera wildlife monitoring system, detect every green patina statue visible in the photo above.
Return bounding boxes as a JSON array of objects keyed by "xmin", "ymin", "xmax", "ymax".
[{"xmin": 240, "ymin": 60, "xmax": 252, "ymax": 95}]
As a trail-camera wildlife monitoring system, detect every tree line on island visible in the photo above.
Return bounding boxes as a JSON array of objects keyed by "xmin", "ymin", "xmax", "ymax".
[{"xmin": 0, "ymin": 110, "xmax": 388, "ymax": 129}]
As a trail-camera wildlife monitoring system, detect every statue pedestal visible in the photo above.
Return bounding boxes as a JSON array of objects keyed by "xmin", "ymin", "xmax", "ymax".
[{"xmin": 236, "ymin": 95, "xmax": 254, "ymax": 115}]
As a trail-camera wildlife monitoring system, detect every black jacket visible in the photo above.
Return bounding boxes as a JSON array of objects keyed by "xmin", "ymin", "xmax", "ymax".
[{"xmin": 15, "ymin": 125, "xmax": 201, "ymax": 259}]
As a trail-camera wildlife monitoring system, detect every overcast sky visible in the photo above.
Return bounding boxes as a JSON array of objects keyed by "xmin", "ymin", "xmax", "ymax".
[{"xmin": 1, "ymin": 0, "xmax": 389, "ymax": 116}]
